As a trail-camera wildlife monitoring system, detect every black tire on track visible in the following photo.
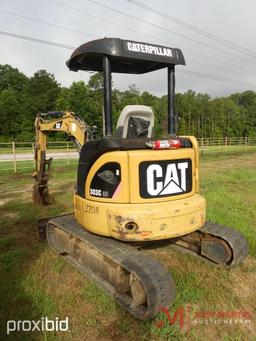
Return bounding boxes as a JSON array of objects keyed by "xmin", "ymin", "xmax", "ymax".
[{"xmin": 47, "ymin": 214, "xmax": 176, "ymax": 320}]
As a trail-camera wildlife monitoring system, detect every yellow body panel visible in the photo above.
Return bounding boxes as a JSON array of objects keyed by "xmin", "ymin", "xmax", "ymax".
[
  {"xmin": 86, "ymin": 152, "xmax": 130, "ymax": 203},
  {"xmin": 128, "ymin": 148, "xmax": 197, "ymax": 203},
  {"xmin": 74, "ymin": 193, "xmax": 206, "ymax": 241},
  {"xmin": 74, "ymin": 136, "xmax": 206, "ymax": 241}
]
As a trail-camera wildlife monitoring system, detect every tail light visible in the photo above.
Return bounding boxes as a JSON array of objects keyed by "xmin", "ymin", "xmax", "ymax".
[{"xmin": 146, "ymin": 139, "xmax": 181, "ymax": 150}]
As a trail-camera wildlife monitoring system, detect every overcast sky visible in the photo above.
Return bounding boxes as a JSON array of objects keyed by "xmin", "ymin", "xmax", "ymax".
[{"xmin": 0, "ymin": 0, "xmax": 256, "ymax": 97}]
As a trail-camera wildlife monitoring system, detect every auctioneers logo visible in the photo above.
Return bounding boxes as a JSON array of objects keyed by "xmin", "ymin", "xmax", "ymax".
[
  {"xmin": 6, "ymin": 317, "xmax": 69, "ymax": 335},
  {"xmin": 155, "ymin": 305, "xmax": 253, "ymax": 334}
]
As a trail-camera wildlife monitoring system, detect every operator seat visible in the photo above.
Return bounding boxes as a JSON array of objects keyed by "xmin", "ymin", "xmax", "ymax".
[{"xmin": 116, "ymin": 105, "xmax": 154, "ymax": 138}]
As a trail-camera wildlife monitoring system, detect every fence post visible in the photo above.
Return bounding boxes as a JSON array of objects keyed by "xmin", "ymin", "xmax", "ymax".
[
  {"xmin": 225, "ymin": 136, "xmax": 228, "ymax": 153},
  {"xmin": 32, "ymin": 143, "xmax": 35, "ymax": 168},
  {"xmin": 201, "ymin": 137, "xmax": 204, "ymax": 153},
  {"xmin": 245, "ymin": 137, "xmax": 248, "ymax": 152},
  {"xmin": 66, "ymin": 141, "xmax": 70, "ymax": 165},
  {"xmin": 12, "ymin": 141, "xmax": 17, "ymax": 173}
]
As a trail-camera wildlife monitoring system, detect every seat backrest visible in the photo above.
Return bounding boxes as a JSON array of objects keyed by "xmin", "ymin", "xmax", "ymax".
[{"xmin": 116, "ymin": 105, "xmax": 154, "ymax": 138}]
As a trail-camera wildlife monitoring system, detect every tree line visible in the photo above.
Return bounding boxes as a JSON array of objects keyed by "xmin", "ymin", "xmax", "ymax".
[{"xmin": 0, "ymin": 64, "xmax": 255, "ymax": 141}]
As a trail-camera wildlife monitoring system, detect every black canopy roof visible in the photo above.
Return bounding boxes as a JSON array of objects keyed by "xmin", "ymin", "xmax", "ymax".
[{"xmin": 67, "ymin": 38, "xmax": 185, "ymax": 74}]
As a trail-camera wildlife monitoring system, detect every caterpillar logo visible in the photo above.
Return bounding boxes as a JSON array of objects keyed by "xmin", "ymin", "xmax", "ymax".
[
  {"xmin": 126, "ymin": 41, "xmax": 173, "ymax": 58},
  {"xmin": 139, "ymin": 159, "xmax": 192, "ymax": 198},
  {"xmin": 54, "ymin": 121, "xmax": 62, "ymax": 129}
]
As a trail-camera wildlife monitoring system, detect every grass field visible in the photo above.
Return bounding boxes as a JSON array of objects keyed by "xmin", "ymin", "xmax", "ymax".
[{"xmin": 0, "ymin": 152, "xmax": 255, "ymax": 340}]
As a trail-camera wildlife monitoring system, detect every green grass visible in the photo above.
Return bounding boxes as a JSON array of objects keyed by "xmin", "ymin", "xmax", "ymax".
[
  {"xmin": 201, "ymin": 167, "xmax": 256, "ymax": 256},
  {"xmin": 200, "ymin": 145, "xmax": 256, "ymax": 161},
  {"xmin": 51, "ymin": 258, "xmax": 66, "ymax": 274},
  {"xmin": 0, "ymin": 152, "xmax": 255, "ymax": 340},
  {"xmin": 81, "ymin": 282, "xmax": 118, "ymax": 315}
]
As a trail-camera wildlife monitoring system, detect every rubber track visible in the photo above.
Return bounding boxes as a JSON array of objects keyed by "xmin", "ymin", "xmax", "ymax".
[
  {"xmin": 172, "ymin": 221, "xmax": 248, "ymax": 268},
  {"xmin": 47, "ymin": 214, "xmax": 176, "ymax": 320},
  {"xmin": 200, "ymin": 221, "xmax": 248, "ymax": 267}
]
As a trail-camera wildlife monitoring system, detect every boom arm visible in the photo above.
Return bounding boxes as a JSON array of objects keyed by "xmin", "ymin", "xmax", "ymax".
[{"xmin": 33, "ymin": 111, "xmax": 92, "ymax": 205}]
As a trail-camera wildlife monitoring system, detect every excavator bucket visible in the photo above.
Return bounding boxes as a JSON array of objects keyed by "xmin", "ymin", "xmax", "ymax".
[
  {"xmin": 32, "ymin": 158, "xmax": 53, "ymax": 205},
  {"xmin": 32, "ymin": 182, "xmax": 52, "ymax": 205}
]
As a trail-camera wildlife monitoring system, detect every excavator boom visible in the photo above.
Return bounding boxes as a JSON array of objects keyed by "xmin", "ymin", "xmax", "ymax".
[{"xmin": 33, "ymin": 111, "xmax": 92, "ymax": 205}]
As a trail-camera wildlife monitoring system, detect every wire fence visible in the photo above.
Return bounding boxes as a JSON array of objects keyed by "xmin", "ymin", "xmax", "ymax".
[
  {"xmin": 0, "ymin": 140, "xmax": 77, "ymax": 154},
  {"xmin": 0, "ymin": 137, "xmax": 256, "ymax": 173},
  {"xmin": 198, "ymin": 136, "xmax": 256, "ymax": 151},
  {"xmin": 0, "ymin": 141, "xmax": 78, "ymax": 173}
]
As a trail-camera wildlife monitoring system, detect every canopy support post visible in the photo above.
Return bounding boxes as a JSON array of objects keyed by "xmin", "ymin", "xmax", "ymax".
[
  {"xmin": 167, "ymin": 65, "xmax": 176, "ymax": 135},
  {"xmin": 103, "ymin": 55, "xmax": 112, "ymax": 136}
]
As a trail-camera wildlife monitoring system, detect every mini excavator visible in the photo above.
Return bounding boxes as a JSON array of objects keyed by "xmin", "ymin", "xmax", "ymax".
[{"xmin": 33, "ymin": 38, "xmax": 248, "ymax": 320}]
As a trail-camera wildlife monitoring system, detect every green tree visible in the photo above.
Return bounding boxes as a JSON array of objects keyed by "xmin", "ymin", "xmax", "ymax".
[
  {"xmin": 0, "ymin": 63, "xmax": 256, "ymax": 140},
  {"xmin": 56, "ymin": 87, "xmax": 70, "ymax": 111},
  {"xmin": 230, "ymin": 91, "xmax": 256, "ymax": 136},
  {"xmin": 0, "ymin": 64, "xmax": 28, "ymax": 92},
  {"xmin": 0, "ymin": 89, "xmax": 22, "ymax": 139},
  {"xmin": 26, "ymin": 70, "xmax": 60, "ymax": 113},
  {"xmin": 208, "ymin": 97, "xmax": 241, "ymax": 137},
  {"xmin": 88, "ymin": 72, "xmax": 104, "ymax": 91}
]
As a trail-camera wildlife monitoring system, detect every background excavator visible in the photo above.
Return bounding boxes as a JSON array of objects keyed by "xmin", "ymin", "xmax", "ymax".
[
  {"xmin": 33, "ymin": 110, "xmax": 93, "ymax": 205},
  {"xmin": 33, "ymin": 38, "xmax": 248, "ymax": 320}
]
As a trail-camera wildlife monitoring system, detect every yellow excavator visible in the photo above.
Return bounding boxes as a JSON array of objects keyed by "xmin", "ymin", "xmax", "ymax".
[
  {"xmin": 33, "ymin": 111, "xmax": 93, "ymax": 205},
  {"xmin": 33, "ymin": 38, "xmax": 248, "ymax": 320}
]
